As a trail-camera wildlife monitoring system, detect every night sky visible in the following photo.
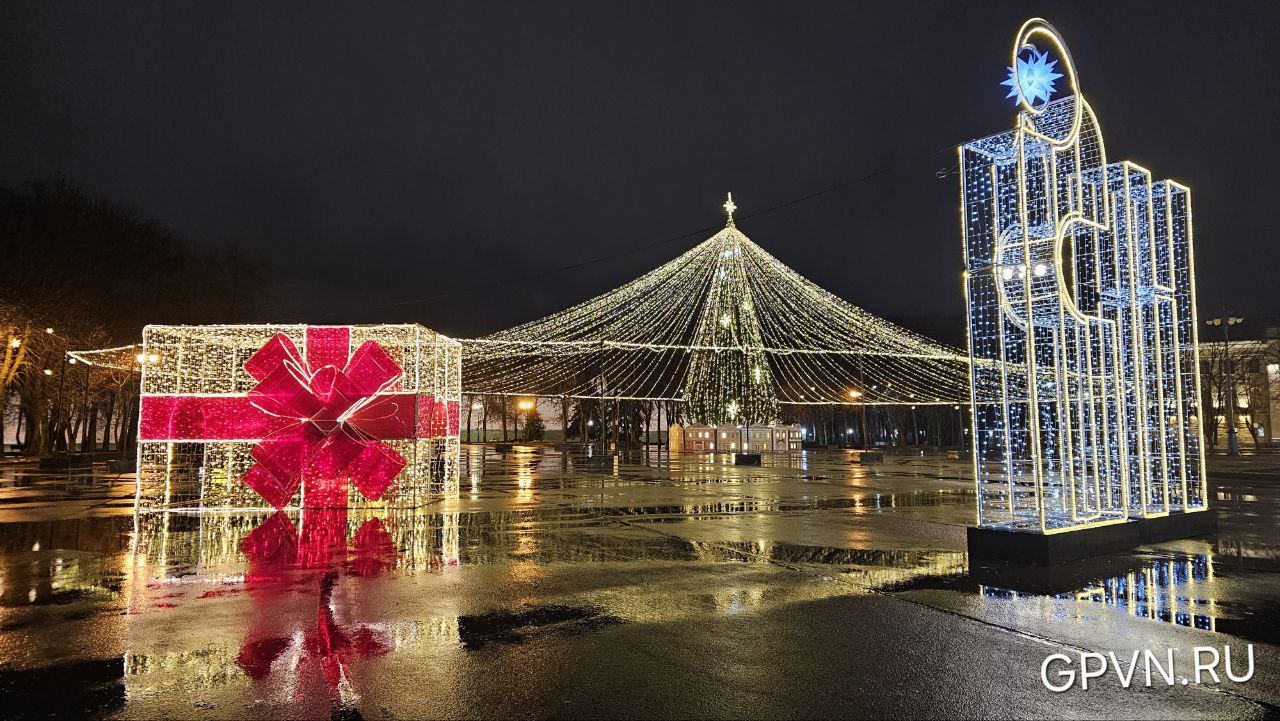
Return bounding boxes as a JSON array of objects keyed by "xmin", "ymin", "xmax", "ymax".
[{"xmin": 3, "ymin": 1, "xmax": 1277, "ymax": 346}]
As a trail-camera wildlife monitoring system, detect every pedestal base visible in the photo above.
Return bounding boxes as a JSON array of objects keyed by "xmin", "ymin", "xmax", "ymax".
[
  {"xmin": 967, "ymin": 509, "xmax": 1218, "ymax": 565},
  {"xmin": 1139, "ymin": 508, "xmax": 1218, "ymax": 542}
]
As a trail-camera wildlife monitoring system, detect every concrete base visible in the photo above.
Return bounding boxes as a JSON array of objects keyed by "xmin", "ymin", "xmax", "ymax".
[
  {"xmin": 1139, "ymin": 508, "xmax": 1218, "ymax": 542},
  {"xmin": 966, "ymin": 509, "xmax": 1219, "ymax": 565},
  {"xmin": 733, "ymin": 453, "xmax": 762, "ymax": 466}
]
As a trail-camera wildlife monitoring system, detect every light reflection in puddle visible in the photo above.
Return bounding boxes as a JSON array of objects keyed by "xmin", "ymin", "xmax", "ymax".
[{"xmin": 980, "ymin": 554, "xmax": 1217, "ymax": 631}]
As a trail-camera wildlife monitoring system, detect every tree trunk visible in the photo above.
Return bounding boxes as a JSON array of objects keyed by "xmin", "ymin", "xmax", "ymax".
[
  {"xmin": 101, "ymin": 395, "xmax": 114, "ymax": 452},
  {"xmin": 84, "ymin": 403, "xmax": 97, "ymax": 452},
  {"xmin": 121, "ymin": 392, "xmax": 139, "ymax": 457},
  {"xmin": 26, "ymin": 401, "xmax": 49, "ymax": 456},
  {"xmin": 561, "ymin": 395, "xmax": 569, "ymax": 444},
  {"xmin": 465, "ymin": 396, "xmax": 471, "ymax": 443}
]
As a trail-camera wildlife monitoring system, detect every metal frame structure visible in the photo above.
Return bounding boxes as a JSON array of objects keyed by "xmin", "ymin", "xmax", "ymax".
[{"xmin": 962, "ymin": 19, "xmax": 1208, "ymax": 533}]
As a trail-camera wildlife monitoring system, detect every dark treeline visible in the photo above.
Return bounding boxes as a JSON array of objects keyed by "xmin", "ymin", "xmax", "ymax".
[{"xmin": 1, "ymin": 178, "xmax": 276, "ymax": 455}]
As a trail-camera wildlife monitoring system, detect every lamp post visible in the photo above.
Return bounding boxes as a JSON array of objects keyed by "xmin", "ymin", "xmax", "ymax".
[
  {"xmin": 517, "ymin": 399, "xmax": 534, "ymax": 442},
  {"xmin": 848, "ymin": 389, "xmax": 867, "ymax": 450},
  {"xmin": 1206, "ymin": 313, "xmax": 1244, "ymax": 456},
  {"xmin": 53, "ymin": 358, "xmax": 68, "ymax": 452},
  {"xmin": 40, "ymin": 328, "xmax": 67, "ymax": 453},
  {"xmin": 79, "ymin": 359, "xmax": 93, "ymax": 452}
]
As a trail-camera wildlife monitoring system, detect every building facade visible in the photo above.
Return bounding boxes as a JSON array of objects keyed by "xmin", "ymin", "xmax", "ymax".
[
  {"xmin": 668, "ymin": 423, "xmax": 803, "ymax": 453},
  {"xmin": 1198, "ymin": 335, "xmax": 1280, "ymax": 448}
]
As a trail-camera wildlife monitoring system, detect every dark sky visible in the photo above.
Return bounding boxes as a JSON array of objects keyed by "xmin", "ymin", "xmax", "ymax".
[{"xmin": 3, "ymin": 1, "xmax": 1277, "ymax": 346}]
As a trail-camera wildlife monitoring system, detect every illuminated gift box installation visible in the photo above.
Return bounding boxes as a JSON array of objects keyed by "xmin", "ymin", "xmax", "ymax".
[{"xmin": 137, "ymin": 324, "xmax": 461, "ymax": 511}]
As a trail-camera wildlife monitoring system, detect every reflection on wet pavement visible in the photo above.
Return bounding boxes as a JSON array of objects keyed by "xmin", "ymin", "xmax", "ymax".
[{"xmin": 0, "ymin": 446, "xmax": 1277, "ymax": 718}]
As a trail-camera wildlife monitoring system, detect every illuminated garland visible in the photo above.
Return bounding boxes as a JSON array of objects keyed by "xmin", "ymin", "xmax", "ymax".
[
  {"xmin": 463, "ymin": 194, "xmax": 971, "ymax": 418},
  {"xmin": 66, "ymin": 343, "xmax": 146, "ymax": 370}
]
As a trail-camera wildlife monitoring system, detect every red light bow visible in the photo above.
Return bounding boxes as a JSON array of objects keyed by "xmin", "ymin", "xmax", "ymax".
[{"xmin": 240, "ymin": 328, "xmax": 409, "ymax": 509}]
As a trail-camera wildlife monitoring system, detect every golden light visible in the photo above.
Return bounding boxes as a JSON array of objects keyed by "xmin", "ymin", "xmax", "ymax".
[
  {"xmin": 8, "ymin": 338, "xmax": 19, "ymax": 349},
  {"xmin": 43, "ymin": 368, "xmax": 53, "ymax": 376},
  {"xmin": 847, "ymin": 389, "xmax": 863, "ymax": 400},
  {"xmin": 135, "ymin": 353, "xmax": 146, "ymax": 363},
  {"xmin": 147, "ymin": 353, "xmax": 160, "ymax": 364},
  {"xmin": 45, "ymin": 327, "xmax": 54, "ymax": 334}
]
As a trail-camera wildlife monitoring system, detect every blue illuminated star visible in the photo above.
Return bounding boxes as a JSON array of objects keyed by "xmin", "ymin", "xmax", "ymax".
[{"xmin": 1001, "ymin": 48, "xmax": 1063, "ymax": 106}]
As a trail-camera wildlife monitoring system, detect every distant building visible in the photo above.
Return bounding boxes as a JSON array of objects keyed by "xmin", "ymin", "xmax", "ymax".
[
  {"xmin": 668, "ymin": 422, "xmax": 803, "ymax": 453},
  {"xmin": 1198, "ymin": 330, "xmax": 1280, "ymax": 448}
]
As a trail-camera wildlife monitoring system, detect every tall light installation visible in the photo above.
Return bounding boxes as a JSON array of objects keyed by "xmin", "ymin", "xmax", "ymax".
[
  {"xmin": 681, "ymin": 194, "xmax": 780, "ymax": 426},
  {"xmin": 962, "ymin": 19, "xmax": 1208, "ymax": 537}
]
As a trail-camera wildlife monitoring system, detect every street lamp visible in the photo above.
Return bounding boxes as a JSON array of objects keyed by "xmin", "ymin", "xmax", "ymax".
[
  {"xmin": 1206, "ymin": 314, "xmax": 1244, "ymax": 456},
  {"xmin": 848, "ymin": 389, "xmax": 868, "ymax": 450},
  {"xmin": 517, "ymin": 399, "xmax": 534, "ymax": 441}
]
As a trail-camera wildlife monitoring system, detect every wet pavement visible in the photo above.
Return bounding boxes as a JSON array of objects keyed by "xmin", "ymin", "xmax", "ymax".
[{"xmin": 0, "ymin": 447, "xmax": 1277, "ymax": 719}]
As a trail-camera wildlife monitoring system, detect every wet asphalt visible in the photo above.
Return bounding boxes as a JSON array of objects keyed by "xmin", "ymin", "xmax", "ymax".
[{"xmin": 0, "ymin": 446, "xmax": 1277, "ymax": 719}]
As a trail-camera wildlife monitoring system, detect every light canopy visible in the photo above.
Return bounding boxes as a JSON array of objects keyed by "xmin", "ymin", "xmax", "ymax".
[{"xmin": 464, "ymin": 195, "xmax": 970, "ymax": 421}]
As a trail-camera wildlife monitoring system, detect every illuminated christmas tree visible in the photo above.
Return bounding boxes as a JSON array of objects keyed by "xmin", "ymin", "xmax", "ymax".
[{"xmin": 680, "ymin": 195, "xmax": 779, "ymax": 425}]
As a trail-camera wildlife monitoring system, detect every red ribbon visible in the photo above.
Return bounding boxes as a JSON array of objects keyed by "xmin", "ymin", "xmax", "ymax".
[{"xmin": 139, "ymin": 327, "xmax": 461, "ymax": 509}]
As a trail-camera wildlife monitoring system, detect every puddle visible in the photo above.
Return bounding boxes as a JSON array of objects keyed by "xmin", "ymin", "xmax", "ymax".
[
  {"xmin": 0, "ymin": 657, "xmax": 126, "ymax": 720},
  {"xmin": 878, "ymin": 551, "xmax": 1280, "ymax": 644},
  {"xmin": 457, "ymin": 604, "xmax": 623, "ymax": 649}
]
